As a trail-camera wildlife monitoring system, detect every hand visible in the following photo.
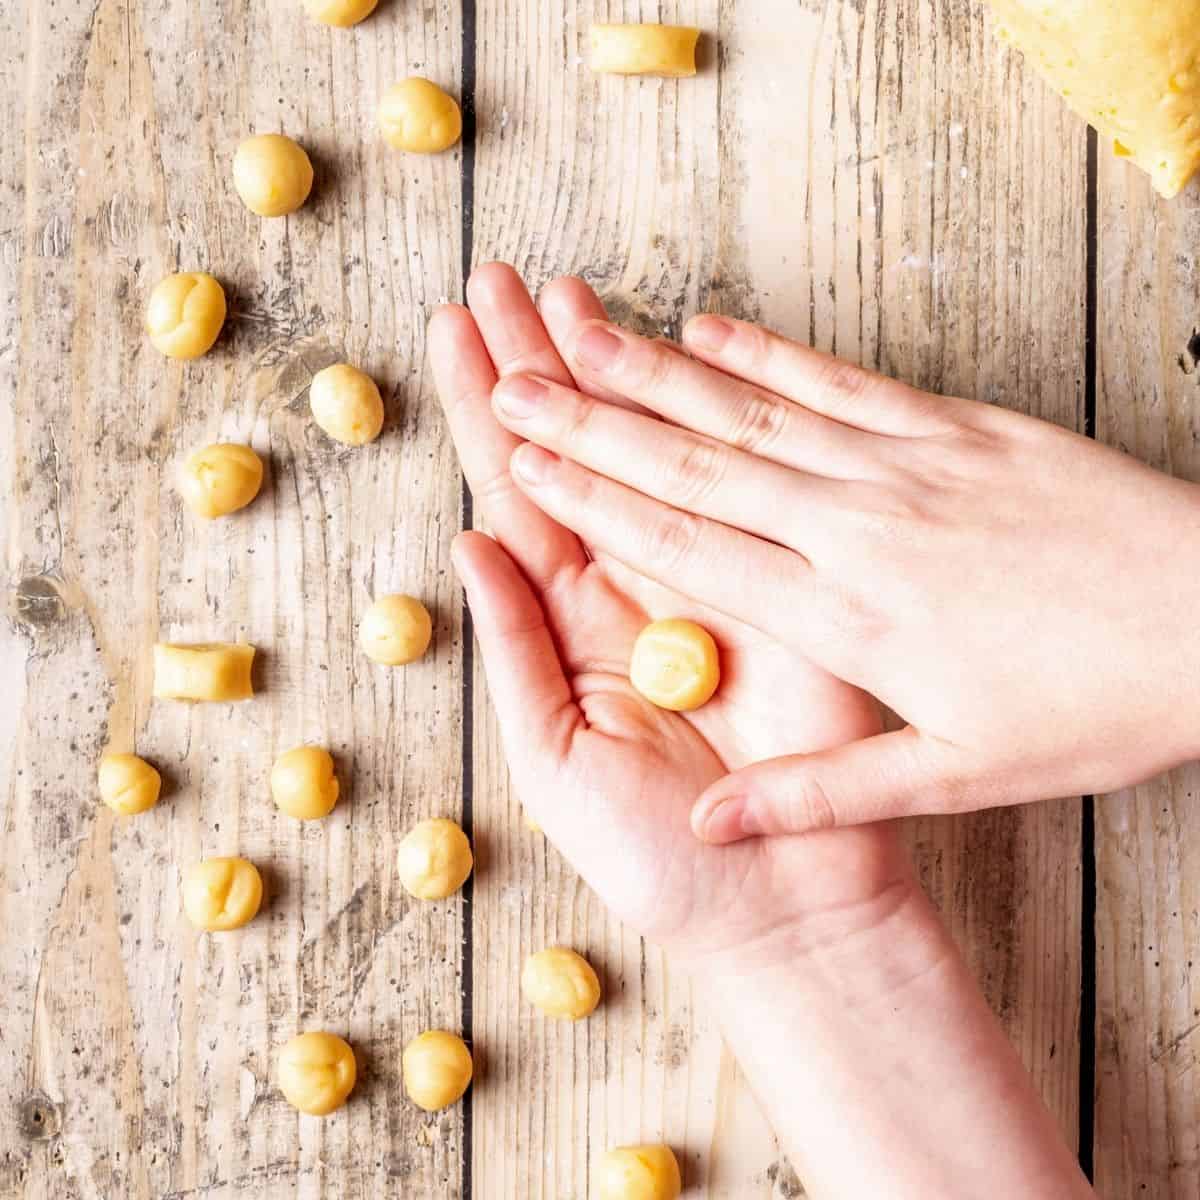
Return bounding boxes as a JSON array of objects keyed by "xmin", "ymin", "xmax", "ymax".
[
  {"xmin": 428, "ymin": 264, "xmax": 910, "ymax": 967},
  {"xmin": 483, "ymin": 306, "xmax": 1200, "ymax": 839},
  {"xmin": 431, "ymin": 269, "xmax": 1093, "ymax": 1200}
]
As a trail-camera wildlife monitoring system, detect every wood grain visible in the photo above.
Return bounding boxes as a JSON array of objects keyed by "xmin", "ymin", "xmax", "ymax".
[
  {"xmin": 1093, "ymin": 169, "xmax": 1200, "ymax": 1197},
  {"xmin": 468, "ymin": 2, "xmax": 1085, "ymax": 1196},
  {"xmin": 1, "ymin": 1, "xmax": 465, "ymax": 1196},
  {"xmin": 15, "ymin": 0, "xmax": 1195, "ymax": 1193}
]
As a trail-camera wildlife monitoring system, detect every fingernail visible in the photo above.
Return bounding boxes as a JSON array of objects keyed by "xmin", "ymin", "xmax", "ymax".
[
  {"xmin": 574, "ymin": 325, "xmax": 623, "ymax": 371},
  {"xmin": 493, "ymin": 375, "xmax": 548, "ymax": 419},
  {"xmin": 686, "ymin": 315, "xmax": 734, "ymax": 353},
  {"xmin": 511, "ymin": 444, "xmax": 559, "ymax": 486}
]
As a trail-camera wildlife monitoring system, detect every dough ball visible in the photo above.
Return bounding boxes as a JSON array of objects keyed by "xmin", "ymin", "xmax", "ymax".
[
  {"xmin": 595, "ymin": 1145, "xmax": 682, "ymax": 1200},
  {"xmin": 302, "ymin": 0, "xmax": 378, "ymax": 26},
  {"xmin": 98, "ymin": 753, "xmax": 162, "ymax": 816},
  {"xmin": 396, "ymin": 818, "xmax": 473, "ymax": 900},
  {"xmin": 153, "ymin": 643, "xmax": 256, "ymax": 702},
  {"xmin": 178, "ymin": 443, "xmax": 264, "ymax": 519},
  {"xmin": 278, "ymin": 1031, "xmax": 357, "ymax": 1115},
  {"xmin": 629, "ymin": 619, "xmax": 719, "ymax": 711},
  {"xmin": 271, "ymin": 746, "xmax": 339, "ymax": 820},
  {"xmin": 310, "ymin": 363, "xmax": 384, "ymax": 446},
  {"xmin": 402, "ymin": 1030, "xmax": 473, "ymax": 1111},
  {"xmin": 589, "ymin": 24, "xmax": 700, "ymax": 78},
  {"xmin": 379, "ymin": 78, "xmax": 463, "ymax": 154},
  {"xmin": 521, "ymin": 947, "xmax": 601, "ymax": 1020},
  {"xmin": 359, "ymin": 594, "xmax": 432, "ymax": 665},
  {"xmin": 182, "ymin": 857, "xmax": 263, "ymax": 931},
  {"xmin": 233, "ymin": 133, "xmax": 313, "ymax": 217},
  {"xmin": 145, "ymin": 272, "xmax": 227, "ymax": 359}
]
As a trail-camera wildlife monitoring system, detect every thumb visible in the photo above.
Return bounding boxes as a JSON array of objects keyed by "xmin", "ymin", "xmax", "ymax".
[{"xmin": 690, "ymin": 728, "xmax": 957, "ymax": 843}]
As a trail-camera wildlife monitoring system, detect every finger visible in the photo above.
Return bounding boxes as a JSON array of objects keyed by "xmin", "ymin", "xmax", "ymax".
[
  {"xmin": 689, "ymin": 728, "xmax": 964, "ymax": 841},
  {"xmin": 682, "ymin": 315, "xmax": 964, "ymax": 437},
  {"xmin": 492, "ymin": 373, "xmax": 840, "ymax": 554},
  {"xmin": 564, "ymin": 320, "xmax": 881, "ymax": 479},
  {"xmin": 429, "ymin": 305, "xmax": 586, "ymax": 590},
  {"xmin": 508, "ymin": 443, "xmax": 825, "ymax": 643},
  {"xmin": 452, "ymin": 531, "xmax": 583, "ymax": 765},
  {"xmin": 536, "ymin": 276, "xmax": 648, "ymax": 413},
  {"xmin": 466, "ymin": 262, "xmax": 574, "ymax": 386}
]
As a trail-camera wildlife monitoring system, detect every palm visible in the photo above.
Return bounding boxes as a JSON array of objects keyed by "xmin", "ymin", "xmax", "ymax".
[{"xmin": 525, "ymin": 553, "xmax": 891, "ymax": 958}]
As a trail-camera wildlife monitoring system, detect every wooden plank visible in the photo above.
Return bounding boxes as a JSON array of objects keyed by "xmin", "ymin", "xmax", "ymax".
[
  {"xmin": 469, "ymin": 1, "xmax": 1085, "ymax": 1195},
  {"xmin": 0, "ymin": 2, "xmax": 465, "ymax": 1197},
  {"xmin": 467, "ymin": 2, "xmax": 749, "ymax": 1193},
  {"xmin": 1093, "ymin": 170, "xmax": 1200, "ymax": 1197}
]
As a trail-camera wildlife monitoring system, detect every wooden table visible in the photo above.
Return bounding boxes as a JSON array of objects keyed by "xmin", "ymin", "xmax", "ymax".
[{"xmin": 2, "ymin": 1, "xmax": 1198, "ymax": 1196}]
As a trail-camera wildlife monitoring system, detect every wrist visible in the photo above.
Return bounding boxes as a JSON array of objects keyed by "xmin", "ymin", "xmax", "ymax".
[{"xmin": 699, "ymin": 870, "xmax": 950, "ymax": 1014}]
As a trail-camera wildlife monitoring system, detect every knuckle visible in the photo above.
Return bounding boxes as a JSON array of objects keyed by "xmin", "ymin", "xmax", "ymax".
[
  {"xmin": 819, "ymin": 581, "xmax": 890, "ymax": 651},
  {"xmin": 474, "ymin": 466, "xmax": 521, "ymax": 509},
  {"xmin": 633, "ymin": 341, "xmax": 679, "ymax": 394},
  {"xmin": 727, "ymin": 388, "xmax": 789, "ymax": 454},
  {"xmin": 559, "ymin": 391, "xmax": 599, "ymax": 450},
  {"xmin": 640, "ymin": 509, "xmax": 704, "ymax": 570},
  {"xmin": 814, "ymin": 359, "xmax": 875, "ymax": 416},
  {"xmin": 784, "ymin": 773, "xmax": 837, "ymax": 834},
  {"xmin": 659, "ymin": 438, "xmax": 727, "ymax": 506}
]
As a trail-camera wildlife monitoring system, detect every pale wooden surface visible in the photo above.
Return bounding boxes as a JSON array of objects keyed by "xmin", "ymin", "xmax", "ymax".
[
  {"xmin": 1094, "ymin": 169, "xmax": 1200, "ymax": 1197},
  {"xmin": 0, "ymin": 0, "xmax": 1194, "ymax": 1196}
]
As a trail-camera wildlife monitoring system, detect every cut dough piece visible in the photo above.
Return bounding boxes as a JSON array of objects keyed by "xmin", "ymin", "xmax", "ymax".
[
  {"xmin": 182, "ymin": 857, "xmax": 263, "ymax": 931},
  {"xmin": 589, "ymin": 24, "xmax": 700, "ymax": 78},
  {"xmin": 233, "ymin": 134, "xmax": 313, "ymax": 217},
  {"xmin": 271, "ymin": 746, "xmax": 339, "ymax": 820},
  {"xmin": 396, "ymin": 818, "xmax": 473, "ymax": 900},
  {"xmin": 98, "ymin": 753, "xmax": 162, "ymax": 815},
  {"xmin": 178, "ymin": 443, "xmax": 264, "ymax": 519},
  {"xmin": 278, "ymin": 1032, "xmax": 357, "ymax": 1115},
  {"xmin": 359, "ymin": 594, "xmax": 432, "ymax": 665},
  {"xmin": 303, "ymin": 0, "xmax": 378, "ymax": 27},
  {"xmin": 402, "ymin": 1030, "xmax": 473, "ymax": 1111},
  {"xmin": 153, "ymin": 643, "xmax": 256, "ymax": 702},
  {"xmin": 521, "ymin": 947, "xmax": 601, "ymax": 1020},
  {"xmin": 145, "ymin": 272, "xmax": 226, "ymax": 359},
  {"xmin": 309, "ymin": 363, "xmax": 384, "ymax": 445},
  {"xmin": 986, "ymin": 0, "xmax": 1200, "ymax": 197},
  {"xmin": 595, "ymin": 1145, "xmax": 682, "ymax": 1200},
  {"xmin": 379, "ymin": 79, "xmax": 463, "ymax": 154}
]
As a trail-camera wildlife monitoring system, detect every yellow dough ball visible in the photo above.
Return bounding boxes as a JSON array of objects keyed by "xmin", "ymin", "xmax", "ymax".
[
  {"xmin": 521, "ymin": 947, "xmax": 601, "ymax": 1020},
  {"xmin": 302, "ymin": 0, "xmax": 378, "ymax": 27},
  {"xmin": 153, "ymin": 643, "xmax": 256, "ymax": 702},
  {"xmin": 178, "ymin": 443, "xmax": 264, "ymax": 519},
  {"xmin": 359, "ymin": 594, "xmax": 432, "ymax": 665},
  {"xmin": 396, "ymin": 818, "xmax": 473, "ymax": 900},
  {"xmin": 595, "ymin": 1145, "xmax": 682, "ymax": 1200},
  {"xmin": 271, "ymin": 746, "xmax": 339, "ymax": 820},
  {"xmin": 379, "ymin": 78, "xmax": 463, "ymax": 154},
  {"xmin": 589, "ymin": 24, "xmax": 700, "ymax": 78},
  {"xmin": 233, "ymin": 133, "xmax": 314, "ymax": 217},
  {"xmin": 145, "ymin": 272, "xmax": 227, "ymax": 359},
  {"xmin": 310, "ymin": 363, "xmax": 384, "ymax": 446},
  {"xmin": 182, "ymin": 857, "xmax": 263, "ymax": 931},
  {"xmin": 402, "ymin": 1030, "xmax": 473, "ymax": 1112},
  {"xmin": 278, "ymin": 1032, "xmax": 357, "ymax": 1115},
  {"xmin": 629, "ymin": 619, "xmax": 720, "ymax": 712},
  {"xmin": 98, "ymin": 753, "xmax": 162, "ymax": 816}
]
